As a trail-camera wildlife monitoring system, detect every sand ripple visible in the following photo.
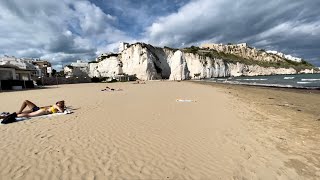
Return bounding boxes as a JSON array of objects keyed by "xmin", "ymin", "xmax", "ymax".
[{"xmin": 0, "ymin": 82, "xmax": 319, "ymax": 179}]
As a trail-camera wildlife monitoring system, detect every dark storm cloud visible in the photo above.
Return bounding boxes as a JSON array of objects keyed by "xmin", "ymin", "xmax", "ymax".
[
  {"xmin": 146, "ymin": 0, "xmax": 320, "ymax": 65},
  {"xmin": 0, "ymin": 0, "xmax": 319, "ymax": 68}
]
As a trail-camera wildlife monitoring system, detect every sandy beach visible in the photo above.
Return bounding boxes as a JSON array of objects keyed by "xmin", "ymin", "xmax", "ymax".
[{"xmin": 0, "ymin": 81, "xmax": 319, "ymax": 179}]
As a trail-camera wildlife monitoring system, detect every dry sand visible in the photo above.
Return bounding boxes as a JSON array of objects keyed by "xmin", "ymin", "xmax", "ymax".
[{"xmin": 0, "ymin": 81, "xmax": 319, "ymax": 179}]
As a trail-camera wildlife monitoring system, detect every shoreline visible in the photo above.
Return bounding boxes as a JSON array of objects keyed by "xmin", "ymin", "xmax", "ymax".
[
  {"xmin": 193, "ymin": 80, "xmax": 320, "ymax": 93},
  {"xmin": 191, "ymin": 80, "xmax": 320, "ymax": 178},
  {"xmin": 198, "ymin": 73, "xmax": 320, "ymax": 90},
  {"xmin": 191, "ymin": 80, "xmax": 320, "ymax": 120},
  {"xmin": 208, "ymin": 81, "xmax": 320, "ymax": 90}
]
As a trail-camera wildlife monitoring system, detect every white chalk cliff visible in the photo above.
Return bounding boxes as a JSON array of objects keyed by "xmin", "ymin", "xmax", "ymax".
[
  {"xmin": 89, "ymin": 43, "xmax": 312, "ymax": 80},
  {"xmin": 169, "ymin": 51, "xmax": 189, "ymax": 80}
]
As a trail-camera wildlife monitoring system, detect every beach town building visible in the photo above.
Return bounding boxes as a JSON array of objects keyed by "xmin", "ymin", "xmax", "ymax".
[
  {"xmin": 0, "ymin": 56, "xmax": 45, "ymax": 90},
  {"xmin": 0, "ymin": 56, "xmax": 52, "ymax": 79},
  {"xmin": 32, "ymin": 60, "xmax": 52, "ymax": 77},
  {"xmin": 0, "ymin": 56, "xmax": 37, "ymax": 80},
  {"xmin": 64, "ymin": 60, "xmax": 89, "ymax": 78},
  {"xmin": 0, "ymin": 65, "xmax": 33, "ymax": 81}
]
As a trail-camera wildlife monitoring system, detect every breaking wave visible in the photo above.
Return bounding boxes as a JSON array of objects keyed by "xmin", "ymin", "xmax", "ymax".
[{"xmin": 284, "ymin": 77, "xmax": 295, "ymax": 80}]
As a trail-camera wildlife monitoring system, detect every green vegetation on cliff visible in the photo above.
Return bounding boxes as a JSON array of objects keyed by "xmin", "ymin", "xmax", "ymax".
[{"xmin": 182, "ymin": 46, "xmax": 314, "ymax": 71}]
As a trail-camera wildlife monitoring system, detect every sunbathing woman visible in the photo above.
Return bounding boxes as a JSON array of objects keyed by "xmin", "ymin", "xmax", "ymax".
[
  {"xmin": 101, "ymin": 86, "xmax": 123, "ymax": 91},
  {"xmin": 15, "ymin": 100, "xmax": 65, "ymax": 118}
]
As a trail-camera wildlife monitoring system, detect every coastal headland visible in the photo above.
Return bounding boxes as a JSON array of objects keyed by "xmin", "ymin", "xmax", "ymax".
[{"xmin": 0, "ymin": 81, "xmax": 319, "ymax": 179}]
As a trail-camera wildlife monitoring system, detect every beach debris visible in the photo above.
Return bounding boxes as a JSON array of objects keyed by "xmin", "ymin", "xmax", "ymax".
[
  {"xmin": 64, "ymin": 109, "xmax": 72, "ymax": 114},
  {"xmin": 277, "ymin": 137, "xmax": 286, "ymax": 141},
  {"xmin": 133, "ymin": 80, "xmax": 146, "ymax": 84},
  {"xmin": 176, "ymin": 99, "xmax": 196, "ymax": 102},
  {"xmin": 277, "ymin": 103, "xmax": 295, "ymax": 107},
  {"xmin": 101, "ymin": 86, "xmax": 123, "ymax": 91}
]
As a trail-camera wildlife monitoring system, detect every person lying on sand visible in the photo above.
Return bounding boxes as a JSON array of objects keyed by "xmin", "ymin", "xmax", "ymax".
[
  {"xmin": 101, "ymin": 86, "xmax": 123, "ymax": 91},
  {"xmin": 133, "ymin": 80, "xmax": 146, "ymax": 84},
  {"xmin": 1, "ymin": 100, "xmax": 66, "ymax": 119}
]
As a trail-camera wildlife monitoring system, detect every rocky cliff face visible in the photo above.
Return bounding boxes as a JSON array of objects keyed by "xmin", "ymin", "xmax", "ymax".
[
  {"xmin": 89, "ymin": 56, "xmax": 122, "ymax": 78},
  {"xmin": 201, "ymin": 43, "xmax": 288, "ymax": 63},
  {"xmin": 89, "ymin": 43, "xmax": 298, "ymax": 80}
]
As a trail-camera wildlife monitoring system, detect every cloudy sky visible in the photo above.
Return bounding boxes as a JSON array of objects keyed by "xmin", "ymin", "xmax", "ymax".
[{"xmin": 0, "ymin": 0, "xmax": 319, "ymax": 69}]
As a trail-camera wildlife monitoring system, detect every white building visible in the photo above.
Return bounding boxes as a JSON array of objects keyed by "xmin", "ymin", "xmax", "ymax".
[
  {"xmin": 237, "ymin": 43, "xmax": 248, "ymax": 47},
  {"xmin": 119, "ymin": 42, "xmax": 129, "ymax": 53},
  {"xmin": 267, "ymin": 51, "xmax": 302, "ymax": 62},
  {"xmin": 0, "ymin": 65, "xmax": 32, "ymax": 81},
  {"xmin": 71, "ymin": 60, "xmax": 89, "ymax": 67},
  {"xmin": 0, "ymin": 56, "xmax": 38, "ymax": 80},
  {"xmin": 64, "ymin": 60, "xmax": 89, "ymax": 78},
  {"xmin": 200, "ymin": 42, "xmax": 248, "ymax": 49}
]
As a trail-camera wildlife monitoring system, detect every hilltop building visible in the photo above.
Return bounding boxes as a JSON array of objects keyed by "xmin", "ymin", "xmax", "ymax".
[
  {"xmin": 266, "ymin": 51, "xmax": 302, "ymax": 62},
  {"xmin": 200, "ymin": 43, "xmax": 248, "ymax": 49},
  {"xmin": 119, "ymin": 42, "xmax": 129, "ymax": 53}
]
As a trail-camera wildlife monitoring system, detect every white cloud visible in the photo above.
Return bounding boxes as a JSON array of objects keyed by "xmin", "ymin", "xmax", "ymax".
[
  {"xmin": 0, "ymin": 0, "xmax": 132, "ymax": 69},
  {"xmin": 73, "ymin": 1, "xmax": 116, "ymax": 35},
  {"xmin": 145, "ymin": 0, "xmax": 318, "ymax": 46},
  {"xmin": 143, "ymin": 0, "xmax": 320, "ymax": 64},
  {"xmin": 0, "ymin": 0, "xmax": 319, "ymax": 68}
]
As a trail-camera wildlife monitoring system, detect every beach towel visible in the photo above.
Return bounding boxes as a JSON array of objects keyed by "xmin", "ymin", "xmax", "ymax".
[
  {"xmin": 15, "ymin": 109, "xmax": 73, "ymax": 121},
  {"xmin": 1, "ymin": 109, "xmax": 73, "ymax": 124},
  {"xmin": 176, "ymin": 99, "xmax": 197, "ymax": 102}
]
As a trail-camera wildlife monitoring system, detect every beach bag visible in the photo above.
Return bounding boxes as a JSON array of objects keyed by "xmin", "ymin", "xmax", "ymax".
[{"xmin": 1, "ymin": 112, "xmax": 17, "ymax": 124}]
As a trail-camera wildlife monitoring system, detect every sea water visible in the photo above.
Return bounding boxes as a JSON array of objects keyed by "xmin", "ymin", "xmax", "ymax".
[{"xmin": 204, "ymin": 74, "xmax": 320, "ymax": 89}]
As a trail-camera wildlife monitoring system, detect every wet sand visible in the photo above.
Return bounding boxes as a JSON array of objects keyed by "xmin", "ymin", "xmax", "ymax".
[{"xmin": 194, "ymin": 81, "xmax": 320, "ymax": 178}]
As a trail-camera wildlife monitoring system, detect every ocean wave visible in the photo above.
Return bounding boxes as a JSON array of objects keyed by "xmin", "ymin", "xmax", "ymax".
[
  {"xmin": 297, "ymin": 81, "xmax": 312, "ymax": 84},
  {"xmin": 227, "ymin": 81, "xmax": 294, "ymax": 88},
  {"xmin": 255, "ymin": 83, "xmax": 294, "ymax": 88},
  {"xmin": 301, "ymin": 79, "xmax": 320, "ymax": 81},
  {"xmin": 284, "ymin": 77, "xmax": 295, "ymax": 80},
  {"xmin": 236, "ymin": 78, "xmax": 268, "ymax": 81},
  {"xmin": 206, "ymin": 80, "xmax": 320, "ymax": 89}
]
